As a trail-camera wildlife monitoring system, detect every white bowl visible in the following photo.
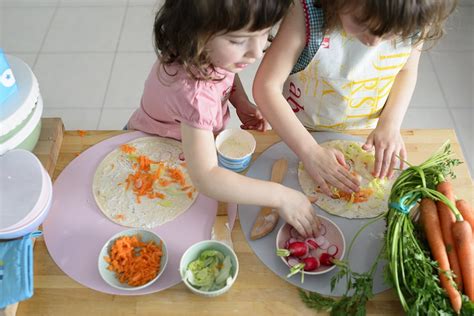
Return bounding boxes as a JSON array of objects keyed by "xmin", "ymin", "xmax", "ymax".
[
  {"xmin": 98, "ymin": 229, "xmax": 167, "ymax": 291},
  {"xmin": 276, "ymin": 216, "xmax": 345, "ymax": 276},
  {"xmin": 179, "ymin": 240, "xmax": 239, "ymax": 297}
]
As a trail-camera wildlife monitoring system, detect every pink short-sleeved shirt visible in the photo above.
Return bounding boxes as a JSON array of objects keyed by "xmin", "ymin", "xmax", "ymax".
[{"xmin": 127, "ymin": 60, "xmax": 234, "ymax": 140}]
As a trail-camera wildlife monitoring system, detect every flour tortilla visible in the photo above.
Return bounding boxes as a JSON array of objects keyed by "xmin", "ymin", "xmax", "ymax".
[
  {"xmin": 298, "ymin": 140, "xmax": 398, "ymax": 218},
  {"xmin": 93, "ymin": 137, "xmax": 197, "ymax": 228}
]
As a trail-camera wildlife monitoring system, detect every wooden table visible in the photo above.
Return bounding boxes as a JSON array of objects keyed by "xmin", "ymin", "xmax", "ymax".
[{"xmin": 18, "ymin": 127, "xmax": 473, "ymax": 315}]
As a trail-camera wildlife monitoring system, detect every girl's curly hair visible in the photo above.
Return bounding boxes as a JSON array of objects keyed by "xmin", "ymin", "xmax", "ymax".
[
  {"xmin": 319, "ymin": 0, "xmax": 457, "ymax": 46},
  {"xmin": 154, "ymin": 0, "xmax": 292, "ymax": 81}
]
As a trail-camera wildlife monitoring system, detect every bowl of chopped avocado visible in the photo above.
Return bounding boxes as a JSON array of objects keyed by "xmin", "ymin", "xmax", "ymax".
[{"xmin": 179, "ymin": 240, "xmax": 239, "ymax": 297}]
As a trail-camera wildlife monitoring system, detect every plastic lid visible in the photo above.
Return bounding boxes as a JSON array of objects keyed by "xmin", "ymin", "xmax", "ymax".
[
  {"xmin": 0, "ymin": 55, "xmax": 39, "ymax": 137},
  {"xmin": 0, "ymin": 149, "xmax": 44, "ymax": 230}
]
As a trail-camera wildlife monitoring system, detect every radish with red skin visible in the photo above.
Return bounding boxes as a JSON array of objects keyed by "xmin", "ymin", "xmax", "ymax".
[
  {"xmin": 320, "ymin": 252, "xmax": 335, "ymax": 266},
  {"xmin": 327, "ymin": 244, "xmax": 339, "ymax": 256},
  {"xmin": 302, "ymin": 257, "xmax": 320, "ymax": 271},
  {"xmin": 276, "ymin": 241, "xmax": 308, "ymax": 258},
  {"xmin": 319, "ymin": 223, "xmax": 327, "ymax": 236},
  {"xmin": 305, "ymin": 237, "xmax": 319, "ymax": 250}
]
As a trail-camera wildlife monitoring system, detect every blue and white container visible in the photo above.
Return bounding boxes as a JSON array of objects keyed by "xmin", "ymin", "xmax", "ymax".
[
  {"xmin": 0, "ymin": 55, "xmax": 42, "ymax": 155},
  {"xmin": 215, "ymin": 129, "xmax": 256, "ymax": 172},
  {"xmin": 0, "ymin": 49, "xmax": 18, "ymax": 105}
]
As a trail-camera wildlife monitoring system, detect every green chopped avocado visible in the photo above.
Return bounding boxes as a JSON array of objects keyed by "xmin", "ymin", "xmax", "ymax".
[{"xmin": 186, "ymin": 249, "xmax": 231, "ymax": 291}]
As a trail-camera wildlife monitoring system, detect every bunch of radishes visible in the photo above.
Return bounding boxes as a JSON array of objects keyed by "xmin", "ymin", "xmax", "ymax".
[{"xmin": 276, "ymin": 225, "xmax": 339, "ymax": 282}]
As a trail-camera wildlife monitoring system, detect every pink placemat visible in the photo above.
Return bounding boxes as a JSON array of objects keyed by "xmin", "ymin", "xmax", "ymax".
[{"xmin": 43, "ymin": 131, "xmax": 237, "ymax": 295}]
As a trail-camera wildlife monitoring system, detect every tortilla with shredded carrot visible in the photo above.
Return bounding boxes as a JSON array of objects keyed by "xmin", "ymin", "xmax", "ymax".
[
  {"xmin": 93, "ymin": 137, "xmax": 198, "ymax": 228},
  {"xmin": 298, "ymin": 140, "xmax": 398, "ymax": 218}
]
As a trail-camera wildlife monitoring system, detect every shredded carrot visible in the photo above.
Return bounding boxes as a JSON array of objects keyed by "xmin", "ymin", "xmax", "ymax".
[
  {"xmin": 120, "ymin": 144, "xmax": 136, "ymax": 154},
  {"xmin": 78, "ymin": 130, "xmax": 87, "ymax": 137},
  {"xmin": 114, "ymin": 214, "xmax": 125, "ymax": 221},
  {"xmin": 337, "ymin": 188, "xmax": 374, "ymax": 203},
  {"xmin": 121, "ymin": 151, "xmax": 195, "ymax": 204},
  {"xmin": 104, "ymin": 234, "xmax": 163, "ymax": 286}
]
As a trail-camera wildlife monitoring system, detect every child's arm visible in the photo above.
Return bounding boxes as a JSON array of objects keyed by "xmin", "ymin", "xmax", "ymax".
[
  {"xmin": 180, "ymin": 122, "xmax": 320, "ymax": 237},
  {"xmin": 229, "ymin": 74, "xmax": 269, "ymax": 131},
  {"xmin": 253, "ymin": 1, "xmax": 359, "ymax": 196},
  {"xmin": 362, "ymin": 43, "xmax": 423, "ymax": 179}
]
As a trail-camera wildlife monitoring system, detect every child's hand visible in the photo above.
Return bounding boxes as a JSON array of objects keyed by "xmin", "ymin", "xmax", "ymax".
[
  {"xmin": 278, "ymin": 188, "xmax": 321, "ymax": 237},
  {"xmin": 302, "ymin": 145, "xmax": 360, "ymax": 197},
  {"xmin": 236, "ymin": 101, "xmax": 270, "ymax": 132},
  {"xmin": 362, "ymin": 125, "xmax": 407, "ymax": 179}
]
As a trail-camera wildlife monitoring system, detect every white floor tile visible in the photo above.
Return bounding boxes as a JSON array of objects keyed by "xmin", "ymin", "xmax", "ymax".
[
  {"xmin": 402, "ymin": 108, "xmax": 455, "ymax": 129},
  {"xmin": 117, "ymin": 6, "xmax": 155, "ymax": 52},
  {"xmin": 128, "ymin": 0, "xmax": 163, "ymax": 6},
  {"xmin": 103, "ymin": 52, "xmax": 156, "ymax": 108},
  {"xmin": 433, "ymin": 6, "xmax": 474, "ymax": 51},
  {"xmin": 451, "ymin": 108, "xmax": 474, "ymax": 175},
  {"xmin": 59, "ymin": 0, "xmax": 127, "ymax": 6},
  {"xmin": 98, "ymin": 108, "xmax": 136, "ymax": 130},
  {"xmin": 410, "ymin": 52, "xmax": 448, "ymax": 108},
  {"xmin": 42, "ymin": 6, "xmax": 125, "ymax": 52},
  {"xmin": 34, "ymin": 53, "xmax": 114, "ymax": 108},
  {"xmin": 11, "ymin": 53, "xmax": 37, "ymax": 68},
  {"xmin": 1, "ymin": 0, "xmax": 58, "ymax": 7},
  {"xmin": 1, "ymin": 7, "xmax": 55, "ymax": 53},
  {"xmin": 430, "ymin": 51, "xmax": 473, "ymax": 108},
  {"xmin": 42, "ymin": 108, "xmax": 101, "ymax": 129}
]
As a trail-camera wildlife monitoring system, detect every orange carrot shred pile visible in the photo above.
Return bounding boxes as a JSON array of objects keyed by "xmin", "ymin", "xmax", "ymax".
[
  {"xmin": 122, "ymin": 151, "xmax": 195, "ymax": 203},
  {"xmin": 104, "ymin": 234, "xmax": 163, "ymax": 286},
  {"xmin": 120, "ymin": 144, "xmax": 136, "ymax": 154},
  {"xmin": 78, "ymin": 130, "xmax": 87, "ymax": 137}
]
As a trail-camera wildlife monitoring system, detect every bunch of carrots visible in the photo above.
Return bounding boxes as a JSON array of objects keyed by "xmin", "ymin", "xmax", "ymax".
[
  {"xmin": 420, "ymin": 183, "xmax": 474, "ymax": 313},
  {"xmin": 119, "ymin": 144, "xmax": 194, "ymax": 203},
  {"xmin": 105, "ymin": 234, "xmax": 163, "ymax": 286},
  {"xmin": 385, "ymin": 142, "xmax": 474, "ymax": 315}
]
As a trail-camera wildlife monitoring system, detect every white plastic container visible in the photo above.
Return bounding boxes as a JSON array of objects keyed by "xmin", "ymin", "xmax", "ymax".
[
  {"xmin": 0, "ymin": 149, "xmax": 52, "ymax": 239},
  {"xmin": 0, "ymin": 55, "xmax": 42, "ymax": 155}
]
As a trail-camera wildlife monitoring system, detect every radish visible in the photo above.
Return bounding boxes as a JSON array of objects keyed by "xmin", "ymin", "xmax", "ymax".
[
  {"xmin": 276, "ymin": 241, "xmax": 308, "ymax": 258},
  {"xmin": 315, "ymin": 236, "xmax": 330, "ymax": 250},
  {"xmin": 286, "ymin": 256, "xmax": 320, "ymax": 283},
  {"xmin": 319, "ymin": 253, "xmax": 335, "ymax": 266},
  {"xmin": 305, "ymin": 237, "xmax": 319, "ymax": 250},
  {"xmin": 301, "ymin": 256, "xmax": 320, "ymax": 271},
  {"xmin": 286, "ymin": 256, "xmax": 300, "ymax": 268},
  {"xmin": 327, "ymin": 244, "xmax": 339, "ymax": 256}
]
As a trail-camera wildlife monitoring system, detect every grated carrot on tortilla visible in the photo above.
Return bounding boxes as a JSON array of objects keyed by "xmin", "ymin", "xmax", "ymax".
[
  {"xmin": 104, "ymin": 234, "xmax": 163, "ymax": 286},
  {"xmin": 120, "ymin": 144, "xmax": 136, "ymax": 154},
  {"xmin": 122, "ymin": 152, "xmax": 194, "ymax": 203}
]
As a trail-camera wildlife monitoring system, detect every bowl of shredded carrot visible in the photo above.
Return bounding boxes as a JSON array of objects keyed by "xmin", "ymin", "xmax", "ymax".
[{"xmin": 98, "ymin": 229, "xmax": 167, "ymax": 290}]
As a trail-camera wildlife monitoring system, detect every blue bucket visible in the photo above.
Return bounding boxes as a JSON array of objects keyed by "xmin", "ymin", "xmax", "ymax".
[{"xmin": 0, "ymin": 49, "xmax": 18, "ymax": 105}]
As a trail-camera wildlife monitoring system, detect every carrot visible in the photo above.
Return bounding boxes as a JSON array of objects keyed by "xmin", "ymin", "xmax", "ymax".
[
  {"xmin": 420, "ymin": 198, "xmax": 462, "ymax": 313},
  {"xmin": 105, "ymin": 234, "xmax": 163, "ymax": 286},
  {"xmin": 456, "ymin": 200, "xmax": 474, "ymax": 233},
  {"xmin": 120, "ymin": 144, "xmax": 136, "ymax": 154},
  {"xmin": 452, "ymin": 220, "xmax": 474, "ymax": 301},
  {"xmin": 437, "ymin": 181, "xmax": 463, "ymax": 292},
  {"xmin": 77, "ymin": 130, "xmax": 87, "ymax": 137}
]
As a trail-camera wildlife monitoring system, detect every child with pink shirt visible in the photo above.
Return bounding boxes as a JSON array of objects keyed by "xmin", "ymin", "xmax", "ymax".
[{"xmin": 128, "ymin": 0, "xmax": 320, "ymax": 237}]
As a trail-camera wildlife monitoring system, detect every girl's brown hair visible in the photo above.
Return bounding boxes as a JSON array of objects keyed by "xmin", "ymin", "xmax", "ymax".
[
  {"xmin": 320, "ymin": 0, "xmax": 457, "ymax": 45},
  {"xmin": 154, "ymin": 0, "xmax": 292, "ymax": 80}
]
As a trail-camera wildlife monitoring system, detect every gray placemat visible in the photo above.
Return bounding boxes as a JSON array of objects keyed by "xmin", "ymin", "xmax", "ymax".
[{"xmin": 238, "ymin": 132, "xmax": 390, "ymax": 296}]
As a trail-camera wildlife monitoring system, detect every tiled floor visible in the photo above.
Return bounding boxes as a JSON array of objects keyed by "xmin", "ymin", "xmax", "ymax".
[{"xmin": 1, "ymin": 0, "xmax": 473, "ymax": 175}]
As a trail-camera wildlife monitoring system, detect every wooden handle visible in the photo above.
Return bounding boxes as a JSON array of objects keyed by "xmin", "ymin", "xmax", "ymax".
[{"xmin": 270, "ymin": 159, "xmax": 288, "ymax": 183}]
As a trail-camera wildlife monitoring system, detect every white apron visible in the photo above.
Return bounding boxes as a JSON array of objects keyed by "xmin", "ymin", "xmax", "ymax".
[{"xmin": 283, "ymin": 30, "xmax": 412, "ymax": 131}]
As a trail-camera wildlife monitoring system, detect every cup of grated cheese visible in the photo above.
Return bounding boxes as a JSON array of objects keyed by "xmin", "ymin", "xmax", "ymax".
[{"xmin": 215, "ymin": 129, "xmax": 256, "ymax": 172}]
